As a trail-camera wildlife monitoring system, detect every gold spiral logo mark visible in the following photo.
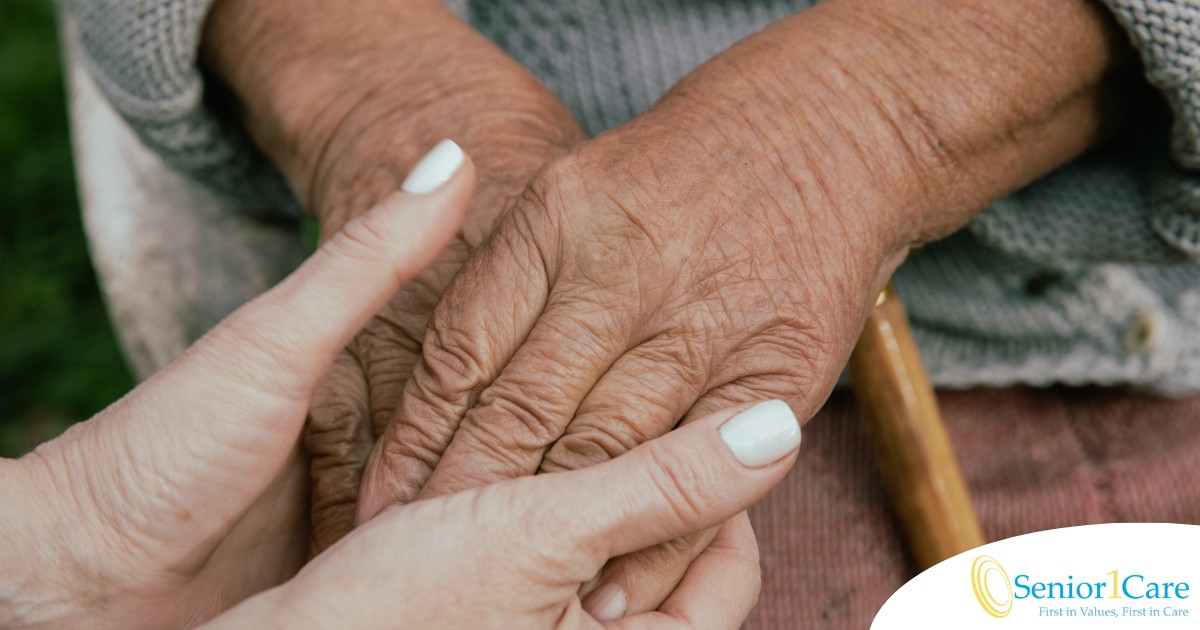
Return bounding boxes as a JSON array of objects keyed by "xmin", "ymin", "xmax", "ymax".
[{"xmin": 972, "ymin": 555, "xmax": 1014, "ymax": 618}]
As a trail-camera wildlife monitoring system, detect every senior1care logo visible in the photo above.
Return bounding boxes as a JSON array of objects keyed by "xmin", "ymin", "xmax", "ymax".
[
  {"xmin": 970, "ymin": 555, "xmax": 1190, "ymax": 620},
  {"xmin": 873, "ymin": 524, "xmax": 1200, "ymax": 628}
]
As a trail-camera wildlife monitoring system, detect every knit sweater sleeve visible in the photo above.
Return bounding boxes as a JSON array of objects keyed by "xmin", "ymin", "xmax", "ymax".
[
  {"xmin": 966, "ymin": 0, "xmax": 1200, "ymax": 265},
  {"xmin": 1104, "ymin": 0, "xmax": 1200, "ymax": 256},
  {"xmin": 57, "ymin": 0, "xmax": 471, "ymax": 214},
  {"xmin": 56, "ymin": 0, "xmax": 299, "ymax": 213}
]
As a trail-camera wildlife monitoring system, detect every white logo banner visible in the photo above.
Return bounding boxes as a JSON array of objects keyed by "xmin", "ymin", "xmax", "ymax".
[{"xmin": 873, "ymin": 523, "xmax": 1200, "ymax": 628}]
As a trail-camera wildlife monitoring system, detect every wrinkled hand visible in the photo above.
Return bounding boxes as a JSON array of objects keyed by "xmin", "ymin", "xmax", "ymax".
[
  {"xmin": 357, "ymin": 96, "xmax": 905, "ymax": 614},
  {"xmin": 207, "ymin": 401, "xmax": 801, "ymax": 629},
  {"xmin": 357, "ymin": 0, "xmax": 1133, "ymax": 615},
  {"xmin": 305, "ymin": 110, "xmax": 581, "ymax": 551},
  {"xmin": 200, "ymin": 0, "xmax": 586, "ymax": 552},
  {"xmin": 202, "ymin": 0, "xmax": 726, "ymax": 606},
  {"xmin": 0, "ymin": 151, "xmax": 474, "ymax": 628}
]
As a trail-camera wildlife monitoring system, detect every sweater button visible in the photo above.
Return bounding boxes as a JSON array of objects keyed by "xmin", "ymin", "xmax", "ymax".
[{"xmin": 1122, "ymin": 311, "xmax": 1165, "ymax": 354}]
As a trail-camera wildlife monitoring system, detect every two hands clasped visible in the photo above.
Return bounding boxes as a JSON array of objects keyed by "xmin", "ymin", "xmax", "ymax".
[
  {"xmin": 0, "ymin": 142, "xmax": 803, "ymax": 628},
  {"xmin": 5, "ymin": 0, "xmax": 1133, "ymax": 623}
]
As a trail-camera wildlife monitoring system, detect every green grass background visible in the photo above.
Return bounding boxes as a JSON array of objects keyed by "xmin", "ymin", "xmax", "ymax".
[{"xmin": 0, "ymin": 0, "xmax": 134, "ymax": 456}]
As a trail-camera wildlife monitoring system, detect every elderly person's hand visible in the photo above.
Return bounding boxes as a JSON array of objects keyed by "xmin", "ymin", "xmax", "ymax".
[
  {"xmin": 203, "ymin": 0, "xmax": 725, "ymax": 606},
  {"xmin": 358, "ymin": 0, "xmax": 1136, "ymax": 616},
  {"xmin": 206, "ymin": 400, "xmax": 800, "ymax": 630},
  {"xmin": 201, "ymin": 0, "xmax": 586, "ymax": 552},
  {"xmin": 0, "ymin": 142, "xmax": 473, "ymax": 628},
  {"xmin": 0, "ymin": 142, "xmax": 800, "ymax": 629}
]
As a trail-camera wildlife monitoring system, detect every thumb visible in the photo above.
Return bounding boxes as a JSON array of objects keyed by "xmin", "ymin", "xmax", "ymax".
[
  {"xmin": 199, "ymin": 401, "xmax": 799, "ymax": 630},
  {"xmin": 49, "ymin": 140, "xmax": 475, "ymax": 549},
  {"xmin": 543, "ymin": 400, "xmax": 801, "ymax": 573}
]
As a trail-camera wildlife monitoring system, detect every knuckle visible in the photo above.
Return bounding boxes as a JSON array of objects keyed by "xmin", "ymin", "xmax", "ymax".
[
  {"xmin": 626, "ymin": 530, "xmax": 710, "ymax": 579},
  {"xmin": 522, "ymin": 155, "xmax": 579, "ymax": 223},
  {"xmin": 411, "ymin": 318, "xmax": 491, "ymax": 411},
  {"xmin": 510, "ymin": 155, "xmax": 583, "ymax": 271},
  {"xmin": 305, "ymin": 405, "xmax": 370, "ymax": 462},
  {"xmin": 642, "ymin": 442, "xmax": 709, "ymax": 529},
  {"xmin": 357, "ymin": 315, "xmax": 424, "ymax": 367},
  {"xmin": 308, "ymin": 461, "xmax": 363, "ymax": 552},
  {"xmin": 324, "ymin": 211, "xmax": 393, "ymax": 262},
  {"xmin": 423, "ymin": 309, "xmax": 488, "ymax": 380},
  {"xmin": 464, "ymin": 381, "xmax": 564, "ymax": 452},
  {"xmin": 307, "ymin": 368, "xmax": 368, "ymax": 440},
  {"xmin": 541, "ymin": 415, "xmax": 655, "ymax": 473},
  {"xmin": 370, "ymin": 437, "xmax": 431, "ymax": 507},
  {"xmin": 376, "ymin": 417, "xmax": 446, "ymax": 484}
]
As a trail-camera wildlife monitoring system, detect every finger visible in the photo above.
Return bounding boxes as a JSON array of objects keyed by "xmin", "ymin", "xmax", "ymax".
[
  {"xmin": 539, "ymin": 338, "xmax": 706, "ymax": 474},
  {"xmin": 357, "ymin": 250, "xmax": 470, "ymax": 438},
  {"xmin": 581, "ymin": 372, "xmax": 816, "ymax": 605},
  {"xmin": 191, "ymin": 143, "xmax": 474, "ymax": 402},
  {"xmin": 601, "ymin": 514, "xmax": 761, "ymax": 630},
  {"xmin": 578, "ymin": 377, "xmax": 812, "ymax": 613},
  {"xmin": 356, "ymin": 200, "xmax": 556, "ymax": 519},
  {"xmin": 416, "ymin": 297, "xmax": 633, "ymax": 498},
  {"xmin": 562, "ymin": 345, "xmax": 794, "ymax": 614},
  {"xmin": 307, "ymin": 348, "xmax": 373, "ymax": 555},
  {"xmin": 543, "ymin": 399, "xmax": 800, "ymax": 567},
  {"xmin": 528, "ymin": 339, "xmax": 711, "ymax": 614},
  {"xmin": 208, "ymin": 403, "xmax": 790, "ymax": 630},
  {"xmin": 52, "ymin": 140, "xmax": 475, "ymax": 548},
  {"xmin": 581, "ymin": 526, "xmax": 719, "ymax": 617}
]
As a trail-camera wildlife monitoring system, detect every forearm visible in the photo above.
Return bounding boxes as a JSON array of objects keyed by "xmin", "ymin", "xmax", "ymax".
[
  {"xmin": 644, "ymin": 0, "xmax": 1135, "ymax": 257},
  {"xmin": 201, "ymin": 0, "xmax": 583, "ymax": 230}
]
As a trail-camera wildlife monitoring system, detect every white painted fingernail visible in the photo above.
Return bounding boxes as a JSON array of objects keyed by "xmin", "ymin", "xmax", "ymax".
[
  {"xmin": 400, "ymin": 139, "xmax": 465, "ymax": 195},
  {"xmin": 719, "ymin": 400, "xmax": 801, "ymax": 467},
  {"xmin": 583, "ymin": 583, "xmax": 627, "ymax": 621}
]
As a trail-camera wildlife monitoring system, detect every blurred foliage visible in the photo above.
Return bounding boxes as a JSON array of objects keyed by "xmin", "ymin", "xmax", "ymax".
[{"xmin": 0, "ymin": 0, "xmax": 133, "ymax": 456}]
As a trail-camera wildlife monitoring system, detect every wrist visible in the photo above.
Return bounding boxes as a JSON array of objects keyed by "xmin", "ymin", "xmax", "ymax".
[
  {"xmin": 307, "ymin": 85, "xmax": 580, "ymax": 236},
  {"xmin": 654, "ymin": 0, "xmax": 1135, "ymax": 255},
  {"xmin": 201, "ymin": 0, "xmax": 583, "ymax": 227}
]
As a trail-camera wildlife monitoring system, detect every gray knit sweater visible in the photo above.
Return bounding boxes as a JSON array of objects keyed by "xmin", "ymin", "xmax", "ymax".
[{"xmin": 58, "ymin": 0, "xmax": 1200, "ymax": 395}]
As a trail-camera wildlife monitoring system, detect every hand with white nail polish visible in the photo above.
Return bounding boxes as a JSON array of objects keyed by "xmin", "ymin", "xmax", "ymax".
[
  {"xmin": 357, "ymin": 0, "xmax": 1112, "ymax": 615},
  {"xmin": 0, "ymin": 143, "xmax": 474, "ymax": 628},
  {"xmin": 201, "ymin": 0, "xmax": 588, "ymax": 555},
  {"xmin": 356, "ymin": 37, "xmax": 896, "ymax": 615},
  {"xmin": 205, "ymin": 401, "xmax": 801, "ymax": 630}
]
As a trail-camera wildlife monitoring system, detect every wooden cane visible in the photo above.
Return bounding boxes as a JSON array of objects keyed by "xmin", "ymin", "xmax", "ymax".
[{"xmin": 847, "ymin": 284, "xmax": 986, "ymax": 570}]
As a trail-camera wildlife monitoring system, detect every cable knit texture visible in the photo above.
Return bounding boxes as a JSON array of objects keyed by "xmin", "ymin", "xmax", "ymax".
[
  {"xmin": 56, "ymin": 0, "xmax": 296, "ymax": 213},
  {"xmin": 57, "ymin": 0, "xmax": 1200, "ymax": 394}
]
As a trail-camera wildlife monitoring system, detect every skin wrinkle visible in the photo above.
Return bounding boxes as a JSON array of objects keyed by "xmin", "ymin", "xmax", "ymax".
[
  {"xmin": 580, "ymin": 193, "xmax": 666, "ymax": 299},
  {"xmin": 313, "ymin": 69, "xmax": 539, "ymax": 224},
  {"xmin": 695, "ymin": 59, "xmax": 812, "ymax": 197},
  {"xmin": 375, "ymin": 424, "xmax": 439, "ymax": 497},
  {"xmin": 640, "ymin": 447, "xmax": 710, "ymax": 541},
  {"xmin": 301, "ymin": 78, "xmax": 398, "ymax": 216},
  {"xmin": 827, "ymin": 12, "xmax": 979, "ymax": 185},
  {"xmin": 205, "ymin": 0, "xmax": 590, "ymax": 550},
  {"xmin": 574, "ymin": 399, "xmax": 669, "ymax": 454},
  {"xmin": 542, "ymin": 363, "xmax": 690, "ymax": 469},
  {"xmin": 423, "ymin": 312, "xmax": 626, "ymax": 486},
  {"xmin": 209, "ymin": 0, "xmax": 1142, "ymax": 611},
  {"xmin": 537, "ymin": 328, "xmax": 711, "ymax": 473},
  {"xmin": 470, "ymin": 373, "xmax": 581, "ymax": 449},
  {"xmin": 308, "ymin": 356, "xmax": 373, "ymax": 543},
  {"xmin": 39, "ymin": 447, "xmax": 124, "ymax": 598},
  {"xmin": 519, "ymin": 167, "xmax": 578, "ymax": 284}
]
